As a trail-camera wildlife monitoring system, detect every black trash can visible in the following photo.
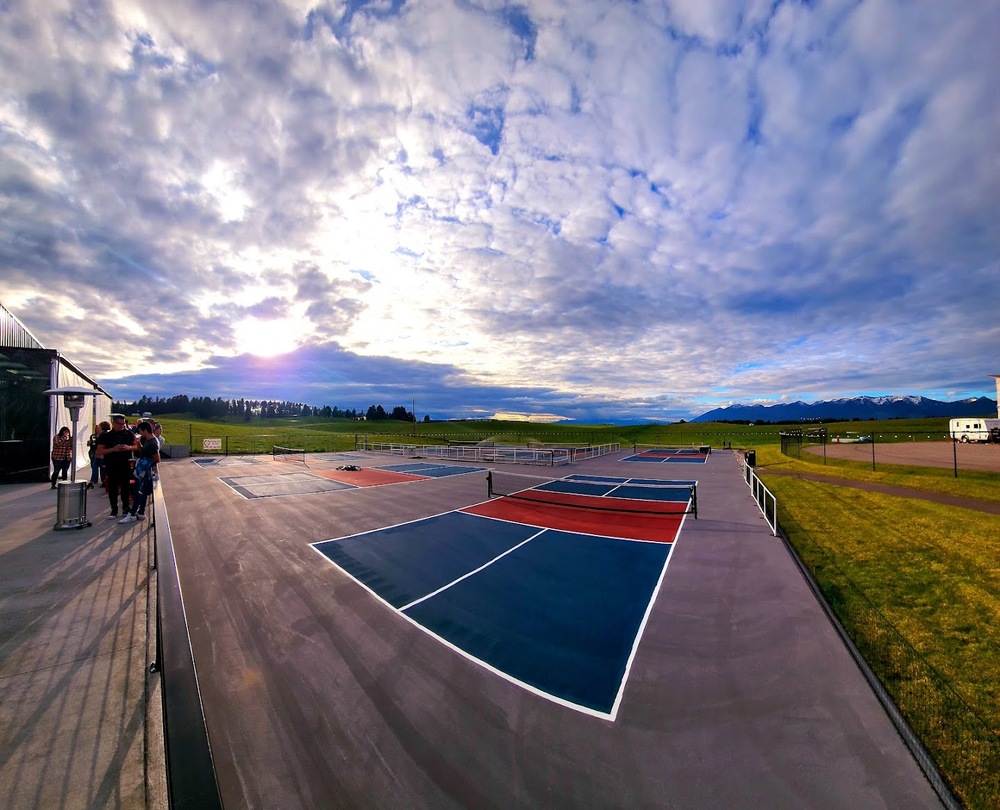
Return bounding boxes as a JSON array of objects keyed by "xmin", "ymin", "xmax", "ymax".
[{"xmin": 746, "ymin": 449, "xmax": 756, "ymax": 467}]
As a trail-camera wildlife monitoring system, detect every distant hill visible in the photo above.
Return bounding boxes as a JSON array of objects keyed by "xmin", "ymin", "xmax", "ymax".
[{"xmin": 692, "ymin": 395, "xmax": 998, "ymax": 423}]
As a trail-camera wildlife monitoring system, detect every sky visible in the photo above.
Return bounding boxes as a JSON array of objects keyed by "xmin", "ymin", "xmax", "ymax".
[{"xmin": 2, "ymin": 0, "xmax": 998, "ymax": 424}]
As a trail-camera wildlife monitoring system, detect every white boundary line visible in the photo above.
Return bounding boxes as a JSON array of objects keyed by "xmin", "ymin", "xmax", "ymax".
[
  {"xmin": 216, "ymin": 471, "xmax": 355, "ymax": 500},
  {"xmin": 398, "ymin": 527, "xmax": 547, "ymax": 612},
  {"xmin": 608, "ymin": 510, "xmax": 688, "ymax": 719}
]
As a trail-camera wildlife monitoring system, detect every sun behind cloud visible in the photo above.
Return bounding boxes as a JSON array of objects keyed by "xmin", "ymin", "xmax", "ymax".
[{"xmin": 233, "ymin": 317, "xmax": 308, "ymax": 358}]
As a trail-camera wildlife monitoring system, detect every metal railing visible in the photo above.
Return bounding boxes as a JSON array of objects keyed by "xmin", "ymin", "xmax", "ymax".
[
  {"xmin": 358, "ymin": 440, "xmax": 575, "ymax": 466},
  {"xmin": 150, "ymin": 480, "xmax": 223, "ymax": 808},
  {"xmin": 742, "ymin": 455, "xmax": 777, "ymax": 535},
  {"xmin": 570, "ymin": 442, "xmax": 621, "ymax": 460}
]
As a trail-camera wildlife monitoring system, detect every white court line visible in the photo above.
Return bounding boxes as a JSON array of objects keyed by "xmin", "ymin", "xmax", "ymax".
[
  {"xmin": 398, "ymin": 527, "xmax": 547, "ymax": 612},
  {"xmin": 607, "ymin": 509, "xmax": 689, "ymax": 720}
]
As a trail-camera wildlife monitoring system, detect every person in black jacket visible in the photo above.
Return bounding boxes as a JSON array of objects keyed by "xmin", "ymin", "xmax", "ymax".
[
  {"xmin": 96, "ymin": 414, "xmax": 138, "ymax": 519},
  {"xmin": 119, "ymin": 421, "xmax": 160, "ymax": 524}
]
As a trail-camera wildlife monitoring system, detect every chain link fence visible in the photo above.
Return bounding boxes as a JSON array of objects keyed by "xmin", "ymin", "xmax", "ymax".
[
  {"xmin": 166, "ymin": 424, "xmax": 361, "ymax": 456},
  {"xmin": 780, "ymin": 428, "xmax": 1000, "ymax": 476}
]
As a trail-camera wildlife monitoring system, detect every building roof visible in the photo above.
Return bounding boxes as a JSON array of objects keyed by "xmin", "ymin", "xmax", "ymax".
[{"xmin": 0, "ymin": 301, "xmax": 46, "ymax": 350}]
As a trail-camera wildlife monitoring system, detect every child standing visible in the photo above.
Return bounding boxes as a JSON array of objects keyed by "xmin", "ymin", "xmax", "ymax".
[{"xmin": 50, "ymin": 427, "xmax": 73, "ymax": 488}]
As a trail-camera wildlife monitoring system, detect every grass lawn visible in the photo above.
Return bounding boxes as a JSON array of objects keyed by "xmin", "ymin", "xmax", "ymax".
[{"xmin": 755, "ymin": 448, "xmax": 1000, "ymax": 809}]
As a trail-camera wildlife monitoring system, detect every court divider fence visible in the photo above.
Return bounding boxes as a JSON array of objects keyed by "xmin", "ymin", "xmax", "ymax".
[
  {"xmin": 172, "ymin": 421, "xmax": 631, "ymax": 461},
  {"xmin": 757, "ymin": 454, "xmax": 995, "ymax": 810},
  {"xmin": 180, "ymin": 428, "xmax": 358, "ymax": 456},
  {"xmin": 355, "ymin": 440, "xmax": 621, "ymax": 466}
]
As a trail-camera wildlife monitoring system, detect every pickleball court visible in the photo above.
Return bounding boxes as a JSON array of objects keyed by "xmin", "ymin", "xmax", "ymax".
[
  {"xmin": 312, "ymin": 474, "xmax": 694, "ymax": 717},
  {"xmin": 623, "ymin": 446, "xmax": 711, "ymax": 463},
  {"xmin": 157, "ymin": 448, "xmax": 943, "ymax": 808},
  {"xmin": 217, "ymin": 457, "xmax": 487, "ymax": 498}
]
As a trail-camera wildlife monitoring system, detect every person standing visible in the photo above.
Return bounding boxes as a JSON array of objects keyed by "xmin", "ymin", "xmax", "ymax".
[
  {"xmin": 50, "ymin": 427, "xmax": 73, "ymax": 488},
  {"xmin": 119, "ymin": 421, "xmax": 160, "ymax": 523},
  {"xmin": 87, "ymin": 421, "xmax": 110, "ymax": 489},
  {"xmin": 97, "ymin": 414, "xmax": 138, "ymax": 519}
]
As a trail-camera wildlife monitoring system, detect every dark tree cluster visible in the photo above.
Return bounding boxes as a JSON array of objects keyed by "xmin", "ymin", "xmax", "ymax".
[
  {"xmin": 111, "ymin": 394, "xmax": 416, "ymax": 422},
  {"xmin": 365, "ymin": 405, "xmax": 415, "ymax": 422}
]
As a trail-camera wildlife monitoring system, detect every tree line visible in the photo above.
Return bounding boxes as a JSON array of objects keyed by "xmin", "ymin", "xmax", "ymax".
[{"xmin": 112, "ymin": 394, "xmax": 419, "ymax": 422}]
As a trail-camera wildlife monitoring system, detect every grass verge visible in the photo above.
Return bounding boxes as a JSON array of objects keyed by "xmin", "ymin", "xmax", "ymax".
[
  {"xmin": 760, "ymin": 467, "xmax": 1000, "ymax": 809},
  {"xmin": 753, "ymin": 445, "xmax": 1000, "ymax": 504}
]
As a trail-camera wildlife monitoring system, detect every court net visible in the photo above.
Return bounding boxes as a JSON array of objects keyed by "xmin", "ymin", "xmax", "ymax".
[
  {"xmin": 486, "ymin": 470, "xmax": 697, "ymax": 518},
  {"xmin": 272, "ymin": 445, "xmax": 307, "ymax": 465}
]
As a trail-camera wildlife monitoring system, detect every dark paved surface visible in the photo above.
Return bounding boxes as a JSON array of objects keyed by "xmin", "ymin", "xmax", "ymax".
[{"xmin": 159, "ymin": 450, "xmax": 942, "ymax": 809}]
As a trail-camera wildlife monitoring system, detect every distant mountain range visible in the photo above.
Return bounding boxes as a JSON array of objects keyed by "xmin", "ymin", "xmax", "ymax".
[{"xmin": 692, "ymin": 395, "xmax": 998, "ymax": 423}]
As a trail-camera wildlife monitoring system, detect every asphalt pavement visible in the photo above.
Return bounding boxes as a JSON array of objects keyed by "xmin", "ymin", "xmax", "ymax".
[{"xmin": 0, "ymin": 478, "xmax": 166, "ymax": 810}]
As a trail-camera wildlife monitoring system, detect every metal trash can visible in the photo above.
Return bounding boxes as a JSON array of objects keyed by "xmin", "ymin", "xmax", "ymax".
[
  {"xmin": 745, "ymin": 449, "xmax": 757, "ymax": 467},
  {"xmin": 54, "ymin": 481, "xmax": 90, "ymax": 530}
]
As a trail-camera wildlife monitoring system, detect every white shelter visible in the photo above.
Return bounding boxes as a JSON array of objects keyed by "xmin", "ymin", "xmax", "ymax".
[{"xmin": 0, "ymin": 302, "xmax": 112, "ymax": 483}]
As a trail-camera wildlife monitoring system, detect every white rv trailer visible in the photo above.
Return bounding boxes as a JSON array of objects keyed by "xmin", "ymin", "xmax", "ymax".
[{"xmin": 949, "ymin": 417, "xmax": 1000, "ymax": 443}]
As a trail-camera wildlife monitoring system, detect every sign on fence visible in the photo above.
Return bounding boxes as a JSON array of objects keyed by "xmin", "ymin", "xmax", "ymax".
[{"xmin": 203, "ymin": 438, "xmax": 222, "ymax": 451}]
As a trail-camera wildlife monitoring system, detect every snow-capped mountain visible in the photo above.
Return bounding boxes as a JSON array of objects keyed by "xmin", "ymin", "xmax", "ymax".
[{"xmin": 691, "ymin": 395, "xmax": 997, "ymax": 423}]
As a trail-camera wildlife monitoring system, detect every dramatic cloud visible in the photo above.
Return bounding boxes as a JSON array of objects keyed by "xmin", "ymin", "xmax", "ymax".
[{"xmin": 2, "ymin": 0, "xmax": 997, "ymax": 422}]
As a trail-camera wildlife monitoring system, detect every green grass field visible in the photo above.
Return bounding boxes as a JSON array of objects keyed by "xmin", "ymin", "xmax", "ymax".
[
  {"xmin": 155, "ymin": 413, "xmax": 961, "ymax": 449},
  {"xmin": 751, "ymin": 445, "xmax": 999, "ymax": 809},
  {"xmin": 156, "ymin": 413, "xmax": 999, "ymax": 808}
]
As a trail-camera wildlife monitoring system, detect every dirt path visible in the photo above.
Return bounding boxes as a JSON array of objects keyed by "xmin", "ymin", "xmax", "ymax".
[{"xmin": 806, "ymin": 440, "xmax": 1000, "ymax": 472}]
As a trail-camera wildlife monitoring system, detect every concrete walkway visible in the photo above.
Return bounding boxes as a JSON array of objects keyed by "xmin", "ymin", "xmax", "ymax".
[{"xmin": 0, "ymin": 480, "xmax": 166, "ymax": 809}]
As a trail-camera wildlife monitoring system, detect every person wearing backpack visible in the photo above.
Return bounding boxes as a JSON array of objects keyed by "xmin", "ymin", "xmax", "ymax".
[{"xmin": 119, "ymin": 421, "xmax": 160, "ymax": 524}]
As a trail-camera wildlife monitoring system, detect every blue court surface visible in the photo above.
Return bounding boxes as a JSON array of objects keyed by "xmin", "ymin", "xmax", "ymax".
[
  {"xmin": 377, "ymin": 462, "xmax": 486, "ymax": 478},
  {"xmin": 537, "ymin": 473, "xmax": 696, "ymax": 502},
  {"xmin": 623, "ymin": 449, "xmax": 709, "ymax": 464},
  {"xmin": 312, "ymin": 479, "xmax": 685, "ymax": 719}
]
